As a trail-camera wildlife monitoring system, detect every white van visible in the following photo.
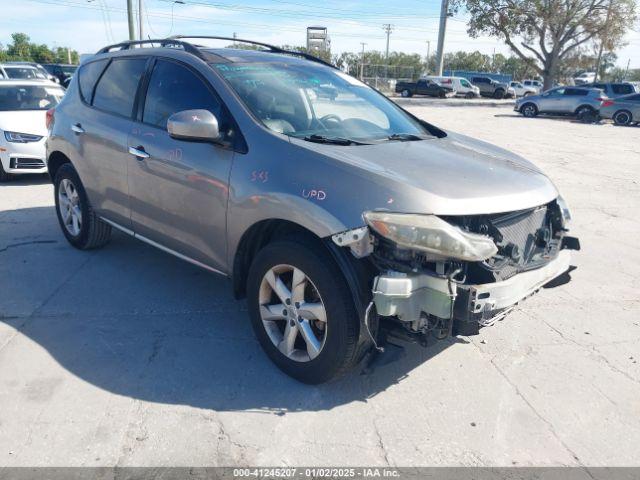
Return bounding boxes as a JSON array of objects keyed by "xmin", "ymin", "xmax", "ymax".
[
  {"xmin": 523, "ymin": 79, "xmax": 543, "ymax": 93},
  {"xmin": 424, "ymin": 76, "xmax": 480, "ymax": 98}
]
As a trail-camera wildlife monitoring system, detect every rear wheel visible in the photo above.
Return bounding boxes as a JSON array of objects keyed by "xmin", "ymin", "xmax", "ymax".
[
  {"xmin": 613, "ymin": 110, "xmax": 632, "ymax": 126},
  {"xmin": 576, "ymin": 106, "xmax": 597, "ymax": 123},
  {"xmin": 247, "ymin": 238, "xmax": 360, "ymax": 384},
  {"xmin": 521, "ymin": 103, "xmax": 538, "ymax": 118},
  {"xmin": 54, "ymin": 163, "xmax": 112, "ymax": 250},
  {"xmin": 438, "ymin": 90, "xmax": 446, "ymax": 98},
  {"xmin": 401, "ymin": 89, "xmax": 412, "ymax": 98}
]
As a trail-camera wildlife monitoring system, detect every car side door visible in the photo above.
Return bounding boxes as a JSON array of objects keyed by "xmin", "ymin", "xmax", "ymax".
[
  {"xmin": 538, "ymin": 88, "xmax": 565, "ymax": 112},
  {"xmin": 416, "ymin": 79, "xmax": 430, "ymax": 95},
  {"xmin": 72, "ymin": 56, "xmax": 149, "ymax": 229},
  {"xmin": 126, "ymin": 58, "xmax": 236, "ymax": 272}
]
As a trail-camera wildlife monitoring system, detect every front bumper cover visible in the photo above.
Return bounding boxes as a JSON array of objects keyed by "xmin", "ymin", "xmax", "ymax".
[{"xmin": 372, "ymin": 250, "xmax": 572, "ymax": 336}]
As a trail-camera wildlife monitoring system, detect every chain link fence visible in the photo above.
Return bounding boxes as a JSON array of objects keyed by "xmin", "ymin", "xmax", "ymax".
[{"xmin": 361, "ymin": 64, "xmax": 417, "ymax": 92}]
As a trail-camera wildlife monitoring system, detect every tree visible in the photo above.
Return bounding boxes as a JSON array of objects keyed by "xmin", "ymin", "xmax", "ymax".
[
  {"xmin": 453, "ymin": 0, "xmax": 637, "ymax": 89},
  {"xmin": 1, "ymin": 32, "xmax": 79, "ymax": 64}
]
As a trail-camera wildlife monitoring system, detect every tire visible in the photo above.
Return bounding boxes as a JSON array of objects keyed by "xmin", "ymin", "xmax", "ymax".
[
  {"xmin": 521, "ymin": 103, "xmax": 538, "ymax": 118},
  {"xmin": 494, "ymin": 89, "xmax": 505, "ymax": 99},
  {"xmin": 54, "ymin": 163, "xmax": 112, "ymax": 250},
  {"xmin": 246, "ymin": 238, "xmax": 360, "ymax": 384},
  {"xmin": 401, "ymin": 89, "xmax": 412, "ymax": 98},
  {"xmin": 0, "ymin": 161, "xmax": 10, "ymax": 182},
  {"xmin": 613, "ymin": 110, "xmax": 632, "ymax": 126},
  {"xmin": 465, "ymin": 91, "xmax": 475, "ymax": 99},
  {"xmin": 438, "ymin": 90, "xmax": 446, "ymax": 98},
  {"xmin": 576, "ymin": 106, "xmax": 596, "ymax": 123}
]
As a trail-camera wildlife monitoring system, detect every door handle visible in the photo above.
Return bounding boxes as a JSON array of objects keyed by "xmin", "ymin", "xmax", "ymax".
[
  {"xmin": 71, "ymin": 123, "xmax": 85, "ymax": 134},
  {"xmin": 128, "ymin": 146, "xmax": 150, "ymax": 159}
]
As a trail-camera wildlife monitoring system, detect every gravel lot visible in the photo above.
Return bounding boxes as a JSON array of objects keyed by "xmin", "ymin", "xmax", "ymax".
[{"xmin": 0, "ymin": 104, "xmax": 639, "ymax": 467}]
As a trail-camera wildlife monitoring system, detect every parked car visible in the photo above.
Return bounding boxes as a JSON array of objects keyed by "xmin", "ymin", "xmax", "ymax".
[
  {"xmin": 580, "ymin": 82, "xmax": 638, "ymax": 98},
  {"xmin": 523, "ymin": 79, "xmax": 543, "ymax": 93},
  {"xmin": 395, "ymin": 78, "xmax": 455, "ymax": 98},
  {"xmin": 425, "ymin": 76, "xmax": 479, "ymax": 98},
  {"xmin": 42, "ymin": 63, "xmax": 78, "ymax": 88},
  {"xmin": 509, "ymin": 81, "xmax": 537, "ymax": 97},
  {"xmin": 0, "ymin": 63, "xmax": 48, "ymax": 81},
  {"xmin": 515, "ymin": 86, "xmax": 606, "ymax": 119},
  {"xmin": 470, "ymin": 76, "xmax": 515, "ymax": 99},
  {"xmin": 599, "ymin": 93, "xmax": 640, "ymax": 126},
  {"xmin": 2, "ymin": 61, "xmax": 58, "ymax": 83},
  {"xmin": 47, "ymin": 37, "xmax": 578, "ymax": 383},
  {"xmin": 0, "ymin": 80, "xmax": 65, "ymax": 181},
  {"xmin": 574, "ymin": 71, "xmax": 596, "ymax": 85}
]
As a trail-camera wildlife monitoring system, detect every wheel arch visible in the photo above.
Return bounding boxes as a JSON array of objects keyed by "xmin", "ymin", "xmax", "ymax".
[
  {"xmin": 47, "ymin": 150, "xmax": 72, "ymax": 182},
  {"xmin": 574, "ymin": 104, "xmax": 595, "ymax": 115},
  {"xmin": 231, "ymin": 218, "xmax": 373, "ymax": 328}
]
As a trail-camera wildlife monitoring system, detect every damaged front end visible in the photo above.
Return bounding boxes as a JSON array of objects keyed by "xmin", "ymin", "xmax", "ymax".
[{"xmin": 332, "ymin": 197, "xmax": 580, "ymax": 346}]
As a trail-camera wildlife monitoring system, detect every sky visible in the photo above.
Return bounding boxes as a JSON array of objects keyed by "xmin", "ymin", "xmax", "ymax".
[{"xmin": 1, "ymin": 0, "xmax": 639, "ymax": 69}]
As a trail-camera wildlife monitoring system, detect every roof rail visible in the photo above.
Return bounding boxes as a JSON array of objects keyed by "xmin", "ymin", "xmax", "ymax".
[
  {"xmin": 168, "ymin": 35, "xmax": 336, "ymax": 69},
  {"xmin": 96, "ymin": 39, "xmax": 207, "ymax": 61}
]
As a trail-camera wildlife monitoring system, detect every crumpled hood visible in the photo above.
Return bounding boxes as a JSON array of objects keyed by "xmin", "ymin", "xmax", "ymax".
[
  {"xmin": 0, "ymin": 111, "xmax": 47, "ymax": 137},
  {"xmin": 292, "ymin": 130, "xmax": 558, "ymax": 216}
]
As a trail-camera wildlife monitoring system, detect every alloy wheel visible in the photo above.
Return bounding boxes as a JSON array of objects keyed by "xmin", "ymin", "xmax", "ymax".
[
  {"xmin": 58, "ymin": 178, "xmax": 83, "ymax": 236},
  {"xmin": 258, "ymin": 264, "xmax": 328, "ymax": 362},
  {"xmin": 614, "ymin": 111, "xmax": 631, "ymax": 126}
]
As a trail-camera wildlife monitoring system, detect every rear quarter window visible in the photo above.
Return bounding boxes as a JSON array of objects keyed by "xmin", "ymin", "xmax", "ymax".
[
  {"xmin": 612, "ymin": 84, "xmax": 634, "ymax": 95},
  {"xmin": 78, "ymin": 59, "xmax": 109, "ymax": 104}
]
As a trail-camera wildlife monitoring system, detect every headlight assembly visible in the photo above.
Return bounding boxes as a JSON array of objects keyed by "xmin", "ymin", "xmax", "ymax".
[
  {"xmin": 364, "ymin": 212, "xmax": 498, "ymax": 262},
  {"xmin": 556, "ymin": 195, "xmax": 572, "ymax": 226},
  {"xmin": 4, "ymin": 131, "xmax": 43, "ymax": 143}
]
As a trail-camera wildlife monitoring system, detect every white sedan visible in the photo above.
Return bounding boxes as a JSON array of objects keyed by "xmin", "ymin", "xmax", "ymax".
[{"xmin": 0, "ymin": 80, "xmax": 65, "ymax": 181}]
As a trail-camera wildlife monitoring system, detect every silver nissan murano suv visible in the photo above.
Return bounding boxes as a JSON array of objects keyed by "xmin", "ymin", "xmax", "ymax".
[{"xmin": 46, "ymin": 37, "xmax": 579, "ymax": 383}]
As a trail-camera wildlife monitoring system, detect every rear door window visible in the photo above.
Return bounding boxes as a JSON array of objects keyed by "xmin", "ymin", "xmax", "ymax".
[
  {"xmin": 142, "ymin": 59, "xmax": 223, "ymax": 130},
  {"xmin": 78, "ymin": 59, "xmax": 109, "ymax": 104},
  {"xmin": 93, "ymin": 58, "xmax": 147, "ymax": 117}
]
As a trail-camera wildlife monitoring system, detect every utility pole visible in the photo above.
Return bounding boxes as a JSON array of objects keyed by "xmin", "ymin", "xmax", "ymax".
[
  {"xmin": 435, "ymin": 0, "xmax": 449, "ymax": 76},
  {"xmin": 67, "ymin": 47, "xmax": 72, "ymax": 64},
  {"xmin": 127, "ymin": 0, "xmax": 135, "ymax": 41},
  {"xmin": 138, "ymin": 0, "xmax": 144, "ymax": 41},
  {"xmin": 233, "ymin": 32, "xmax": 237, "ymax": 47},
  {"xmin": 594, "ymin": 0, "xmax": 614, "ymax": 82},
  {"xmin": 360, "ymin": 42, "xmax": 367, "ymax": 81},
  {"xmin": 382, "ymin": 23, "xmax": 393, "ymax": 79},
  {"xmin": 425, "ymin": 40, "xmax": 431, "ymax": 74}
]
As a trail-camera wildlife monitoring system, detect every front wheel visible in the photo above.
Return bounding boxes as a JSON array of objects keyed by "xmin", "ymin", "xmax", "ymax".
[
  {"xmin": 0, "ymin": 161, "xmax": 10, "ymax": 182},
  {"xmin": 54, "ymin": 163, "xmax": 112, "ymax": 250},
  {"xmin": 613, "ymin": 110, "xmax": 632, "ymax": 126},
  {"xmin": 465, "ymin": 91, "xmax": 475, "ymax": 99},
  {"xmin": 494, "ymin": 89, "xmax": 505, "ymax": 99},
  {"xmin": 521, "ymin": 103, "xmax": 538, "ymax": 118},
  {"xmin": 247, "ymin": 238, "xmax": 360, "ymax": 384}
]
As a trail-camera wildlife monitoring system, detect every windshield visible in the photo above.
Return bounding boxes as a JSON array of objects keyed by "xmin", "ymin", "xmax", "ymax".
[
  {"xmin": 460, "ymin": 79, "xmax": 472, "ymax": 88},
  {"xmin": 0, "ymin": 85, "xmax": 65, "ymax": 111},
  {"xmin": 214, "ymin": 62, "xmax": 431, "ymax": 143},
  {"xmin": 4, "ymin": 66, "xmax": 45, "ymax": 80}
]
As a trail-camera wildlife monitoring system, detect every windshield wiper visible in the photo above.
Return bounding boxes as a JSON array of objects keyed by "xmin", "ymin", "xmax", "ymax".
[
  {"xmin": 386, "ymin": 133, "xmax": 426, "ymax": 142},
  {"xmin": 302, "ymin": 134, "xmax": 368, "ymax": 146}
]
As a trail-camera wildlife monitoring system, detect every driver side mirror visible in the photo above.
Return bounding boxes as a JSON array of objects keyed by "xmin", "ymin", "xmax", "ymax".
[{"xmin": 167, "ymin": 109, "xmax": 221, "ymax": 143}]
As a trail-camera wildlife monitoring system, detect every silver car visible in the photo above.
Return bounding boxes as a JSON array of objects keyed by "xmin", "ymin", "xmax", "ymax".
[
  {"xmin": 599, "ymin": 93, "xmax": 640, "ymax": 126},
  {"xmin": 46, "ymin": 37, "xmax": 579, "ymax": 383},
  {"xmin": 515, "ymin": 86, "xmax": 605, "ymax": 119}
]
